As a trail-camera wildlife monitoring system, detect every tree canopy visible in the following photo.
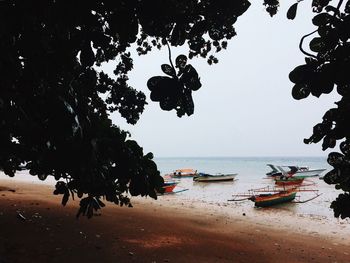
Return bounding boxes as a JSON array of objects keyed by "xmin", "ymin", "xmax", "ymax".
[
  {"xmin": 0, "ymin": 0, "xmax": 250, "ymax": 217},
  {"xmin": 284, "ymin": 0, "xmax": 350, "ymax": 219},
  {"xmin": 0, "ymin": 0, "xmax": 349, "ymax": 219}
]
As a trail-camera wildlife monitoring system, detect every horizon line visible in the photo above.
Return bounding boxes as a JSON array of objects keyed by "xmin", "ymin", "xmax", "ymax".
[{"xmin": 154, "ymin": 155, "xmax": 328, "ymax": 158}]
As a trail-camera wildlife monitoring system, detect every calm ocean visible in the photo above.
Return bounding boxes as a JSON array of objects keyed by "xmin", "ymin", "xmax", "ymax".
[{"xmin": 154, "ymin": 156, "xmax": 343, "ymax": 220}]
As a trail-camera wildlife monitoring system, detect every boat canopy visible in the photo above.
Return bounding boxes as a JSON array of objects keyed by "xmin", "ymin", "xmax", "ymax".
[{"xmin": 173, "ymin": 168, "xmax": 197, "ymax": 175}]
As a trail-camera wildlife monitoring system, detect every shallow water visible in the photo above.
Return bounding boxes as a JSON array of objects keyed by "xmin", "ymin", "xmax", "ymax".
[{"xmin": 155, "ymin": 157, "xmax": 345, "ymax": 221}]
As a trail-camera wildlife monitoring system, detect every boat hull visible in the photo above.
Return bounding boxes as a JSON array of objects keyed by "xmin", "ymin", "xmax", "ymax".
[
  {"xmin": 253, "ymin": 191, "xmax": 297, "ymax": 207},
  {"xmin": 162, "ymin": 182, "xmax": 177, "ymax": 193},
  {"xmin": 275, "ymin": 176, "xmax": 304, "ymax": 186},
  {"xmin": 193, "ymin": 174, "xmax": 237, "ymax": 182},
  {"xmin": 294, "ymin": 169, "xmax": 327, "ymax": 178}
]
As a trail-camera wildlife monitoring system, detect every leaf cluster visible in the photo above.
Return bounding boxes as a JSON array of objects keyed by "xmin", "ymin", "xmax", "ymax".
[
  {"xmin": 286, "ymin": 0, "xmax": 350, "ymax": 218},
  {"xmin": 147, "ymin": 55, "xmax": 201, "ymax": 117},
  {"xmin": 0, "ymin": 0, "xmax": 250, "ymax": 217}
]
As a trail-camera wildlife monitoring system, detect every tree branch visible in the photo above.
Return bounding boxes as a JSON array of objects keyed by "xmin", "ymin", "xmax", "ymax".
[
  {"xmin": 336, "ymin": 0, "xmax": 344, "ymax": 10},
  {"xmin": 166, "ymin": 42, "xmax": 175, "ymax": 71},
  {"xmin": 299, "ymin": 29, "xmax": 318, "ymax": 59}
]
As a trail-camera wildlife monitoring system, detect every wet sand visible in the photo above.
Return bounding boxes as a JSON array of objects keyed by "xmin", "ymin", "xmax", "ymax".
[{"xmin": 0, "ymin": 179, "xmax": 349, "ymax": 263}]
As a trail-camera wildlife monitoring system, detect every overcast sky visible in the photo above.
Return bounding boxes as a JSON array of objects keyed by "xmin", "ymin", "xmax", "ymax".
[{"xmin": 102, "ymin": 2, "xmax": 340, "ymax": 158}]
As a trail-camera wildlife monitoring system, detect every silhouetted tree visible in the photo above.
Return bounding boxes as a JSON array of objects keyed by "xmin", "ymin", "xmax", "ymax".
[
  {"xmin": 281, "ymin": 0, "xmax": 350, "ymax": 219},
  {"xmin": 0, "ymin": 0, "xmax": 250, "ymax": 217},
  {"xmin": 1, "ymin": 0, "xmax": 349, "ymax": 219}
]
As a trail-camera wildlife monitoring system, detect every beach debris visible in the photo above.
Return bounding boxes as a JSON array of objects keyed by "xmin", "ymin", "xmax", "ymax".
[
  {"xmin": 242, "ymin": 213, "xmax": 246, "ymax": 216},
  {"xmin": 95, "ymin": 234, "xmax": 101, "ymax": 238},
  {"xmin": 16, "ymin": 211, "xmax": 26, "ymax": 221},
  {"xmin": 8, "ymin": 189, "xmax": 16, "ymax": 193},
  {"xmin": 79, "ymin": 231, "xmax": 87, "ymax": 239},
  {"xmin": 32, "ymin": 212, "xmax": 42, "ymax": 219},
  {"xmin": 128, "ymin": 252, "xmax": 134, "ymax": 256}
]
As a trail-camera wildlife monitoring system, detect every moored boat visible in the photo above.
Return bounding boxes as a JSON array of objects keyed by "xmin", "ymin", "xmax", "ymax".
[
  {"xmin": 162, "ymin": 181, "xmax": 178, "ymax": 193},
  {"xmin": 171, "ymin": 168, "xmax": 198, "ymax": 178},
  {"xmin": 193, "ymin": 173, "xmax": 237, "ymax": 182},
  {"xmin": 274, "ymin": 176, "xmax": 305, "ymax": 186},
  {"xmin": 266, "ymin": 164, "xmax": 326, "ymax": 178},
  {"xmin": 252, "ymin": 189, "xmax": 297, "ymax": 207},
  {"xmin": 229, "ymin": 186, "xmax": 321, "ymax": 207}
]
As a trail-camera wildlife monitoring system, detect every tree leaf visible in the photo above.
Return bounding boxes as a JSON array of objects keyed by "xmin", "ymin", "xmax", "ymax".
[
  {"xmin": 312, "ymin": 13, "xmax": 331, "ymax": 26},
  {"xmin": 289, "ymin": 64, "xmax": 311, "ymax": 84},
  {"xmin": 180, "ymin": 65, "xmax": 202, "ymax": 91},
  {"xmin": 287, "ymin": 3, "xmax": 298, "ymax": 20},
  {"xmin": 175, "ymin": 55, "xmax": 187, "ymax": 69},
  {"xmin": 291, "ymin": 83, "xmax": 311, "ymax": 100},
  {"xmin": 309, "ymin": 37, "xmax": 325, "ymax": 52},
  {"xmin": 161, "ymin": 64, "xmax": 176, "ymax": 77},
  {"xmin": 62, "ymin": 193, "xmax": 69, "ymax": 206}
]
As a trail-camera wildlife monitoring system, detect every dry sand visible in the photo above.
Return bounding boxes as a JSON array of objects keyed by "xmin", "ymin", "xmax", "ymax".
[{"xmin": 0, "ymin": 179, "xmax": 349, "ymax": 263}]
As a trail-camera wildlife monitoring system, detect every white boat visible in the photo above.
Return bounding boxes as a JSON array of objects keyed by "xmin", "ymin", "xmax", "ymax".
[
  {"xmin": 266, "ymin": 164, "xmax": 326, "ymax": 178},
  {"xmin": 193, "ymin": 173, "xmax": 237, "ymax": 182}
]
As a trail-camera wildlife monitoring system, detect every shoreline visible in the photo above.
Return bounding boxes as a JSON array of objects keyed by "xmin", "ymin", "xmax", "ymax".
[{"xmin": 0, "ymin": 179, "xmax": 349, "ymax": 263}]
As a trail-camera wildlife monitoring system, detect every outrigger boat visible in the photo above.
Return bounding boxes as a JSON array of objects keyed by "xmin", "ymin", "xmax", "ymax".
[
  {"xmin": 162, "ymin": 181, "xmax": 178, "ymax": 193},
  {"xmin": 229, "ymin": 186, "xmax": 321, "ymax": 207},
  {"xmin": 266, "ymin": 164, "xmax": 326, "ymax": 178},
  {"xmin": 193, "ymin": 173, "xmax": 237, "ymax": 182},
  {"xmin": 157, "ymin": 178, "xmax": 189, "ymax": 195}
]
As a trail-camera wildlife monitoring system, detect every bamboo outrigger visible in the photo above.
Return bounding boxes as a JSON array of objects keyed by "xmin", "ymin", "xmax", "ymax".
[{"xmin": 228, "ymin": 185, "xmax": 321, "ymax": 207}]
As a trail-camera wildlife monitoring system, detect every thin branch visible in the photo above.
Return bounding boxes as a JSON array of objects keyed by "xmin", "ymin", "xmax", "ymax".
[
  {"xmin": 166, "ymin": 41, "xmax": 175, "ymax": 71},
  {"xmin": 299, "ymin": 29, "xmax": 318, "ymax": 59},
  {"xmin": 336, "ymin": 0, "xmax": 344, "ymax": 10}
]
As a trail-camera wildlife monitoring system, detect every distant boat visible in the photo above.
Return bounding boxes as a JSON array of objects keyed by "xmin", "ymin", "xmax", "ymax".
[
  {"xmin": 193, "ymin": 173, "xmax": 237, "ymax": 182},
  {"xmin": 266, "ymin": 164, "xmax": 326, "ymax": 178},
  {"xmin": 171, "ymin": 168, "xmax": 198, "ymax": 178}
]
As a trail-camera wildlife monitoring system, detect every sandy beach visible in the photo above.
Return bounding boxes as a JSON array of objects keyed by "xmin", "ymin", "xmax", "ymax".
[{"xmin": 0, "ymin": 178, "xmax": 349, "ymax": 263}]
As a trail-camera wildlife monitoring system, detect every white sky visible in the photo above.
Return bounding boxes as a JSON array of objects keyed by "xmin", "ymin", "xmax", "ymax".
[{"xmin": 102, "ymin": 2, "xmax": 340, "ymax": 157}]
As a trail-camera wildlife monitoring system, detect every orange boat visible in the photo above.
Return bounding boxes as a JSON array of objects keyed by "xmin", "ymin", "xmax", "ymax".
[
  {"xmin": 162, "ymin": 181, "xmax": 178, "ymax": 193},
  {"xmin": 275, "ymin": 176, "xmax": 304, "ymax": 186},
  {"xmin": 171, "ymin": 168, "xmax": 198, "ymax": 177}
]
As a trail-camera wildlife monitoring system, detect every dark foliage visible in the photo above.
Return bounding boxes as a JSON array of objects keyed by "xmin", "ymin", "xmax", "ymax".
[
  {"xmin": 280, "ymin": 0, "xmax": 350, "ymax": 219},
  {"xmin": 0, "ymin": 0, "xmax": 249, "ymax": 217},
  {"xmin": 1, "ymin": 0, "xmax": 349, "ymax": 220}
]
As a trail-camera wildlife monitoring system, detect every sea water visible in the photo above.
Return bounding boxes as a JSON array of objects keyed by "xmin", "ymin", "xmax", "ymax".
[{"xmin": 155, "ymin": 156, "xmax": 343, "ymax": 221}]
